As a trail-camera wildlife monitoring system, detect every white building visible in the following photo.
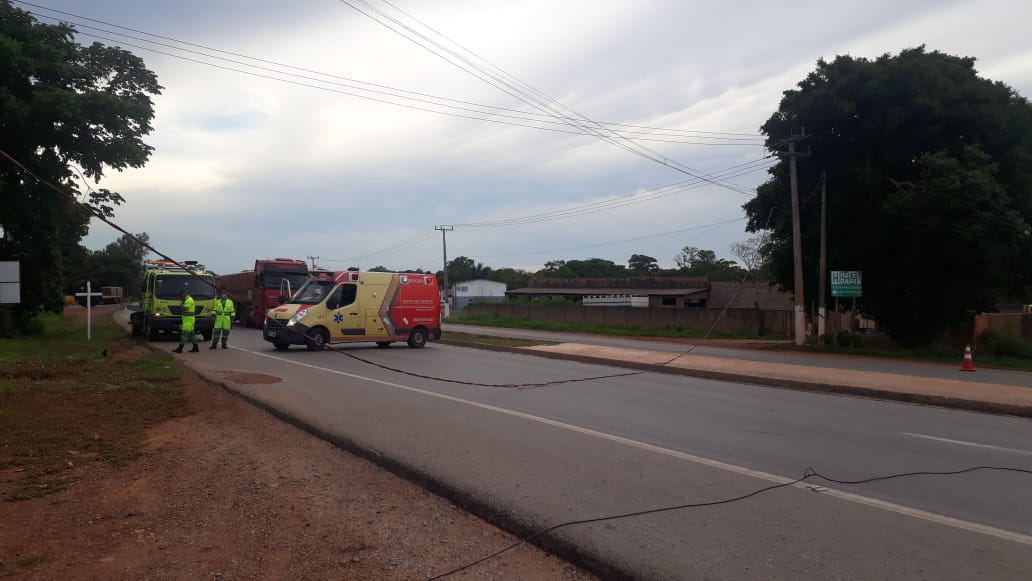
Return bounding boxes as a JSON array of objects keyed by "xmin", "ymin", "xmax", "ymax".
[{"xmin": 453, "ymin": 279, "xmax": 507, "ymax": 309}]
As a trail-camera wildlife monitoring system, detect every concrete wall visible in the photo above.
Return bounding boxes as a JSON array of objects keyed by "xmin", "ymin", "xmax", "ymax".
[
  {"xmin": 454, "ymin": 295, "xmax": 505, "ymax": 310},
  {"xmin": 467, "ymin": 303, "xmax": 797, "ymax": 337},
  {"xmin": 974, "ymin": 313, "xmax": 1032, "ymax": 342}
]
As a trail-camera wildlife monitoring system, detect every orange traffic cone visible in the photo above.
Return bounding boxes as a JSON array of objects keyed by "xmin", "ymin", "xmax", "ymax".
[{"xmin": 960, "ymin": 344, "xmax": 976, "ymax": 372}]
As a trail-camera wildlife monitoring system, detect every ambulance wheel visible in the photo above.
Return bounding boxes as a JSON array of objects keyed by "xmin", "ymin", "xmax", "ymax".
[
  {"xmin": 407, "ymin": 327, "xmax": 428, "ymax": 349},
  {"xmin": 273, "ymin": 341, "xmax": 290, "ymax": 351},
  {"xmin": 376, "ymin": 342, "xmax": 392, "ymax": 348},
  {"xmin": 306, "ymin": 328, "xmax": 329, "ymax": 351}
]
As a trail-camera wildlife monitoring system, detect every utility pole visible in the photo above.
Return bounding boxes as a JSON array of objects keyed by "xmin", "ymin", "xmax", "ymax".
[
  {"xmin": 817, "ymin": 171, "xmax": 827, "ymax": 339},
  {"xmin": 306, "ymin": 255, "xmax": 319, "ymax": 270},
  {"xmin": 781, "ymin": 133, "xmax": 809, "ymax": 346},
  {"xmin": 435, "ymin": 225, "xmax": 453, "ymax": 316}
]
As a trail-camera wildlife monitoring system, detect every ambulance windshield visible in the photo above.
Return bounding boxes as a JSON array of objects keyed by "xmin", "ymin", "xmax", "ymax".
[{"xmin": 291, "ymin": 280, "xmax": 335, "ymax": 305}]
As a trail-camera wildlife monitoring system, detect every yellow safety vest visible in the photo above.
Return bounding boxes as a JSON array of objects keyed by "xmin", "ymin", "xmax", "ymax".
[
  {"xmin": 181, "ymin": 295, "xmax": 196, "ymax": 331},
  {"xmin": 213, "ymin": 298, "xmax": 235, "ymax": 329}
]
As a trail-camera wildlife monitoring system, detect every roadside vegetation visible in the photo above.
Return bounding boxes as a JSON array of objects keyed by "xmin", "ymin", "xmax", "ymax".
[
  {"xmin": 446, "ymin": 310, "xmax": 786, "ymax": 341},
  {"xmin": 771, "ymin": 328, "xmax": 1032, "ymax": 372},
  {"xmin": 446, "ymin": 311, "xmax": 1032, "ymax": 371},
  {"xmin": 441, "ymin": 331, "xmax": 556, "ymax": 348},
  {"xmin": 0, "ymin": 309, "xmax": 187, "ymax": 506}
]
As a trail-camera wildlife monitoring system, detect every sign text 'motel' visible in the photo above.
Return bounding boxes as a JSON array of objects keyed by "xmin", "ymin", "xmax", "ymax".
[{"xmin": 831, "ymin": 270, "xmax": 862, "ymax": 298}]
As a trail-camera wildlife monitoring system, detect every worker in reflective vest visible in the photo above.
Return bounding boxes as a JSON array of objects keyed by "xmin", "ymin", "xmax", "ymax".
[
  {"xmin": 173, "ymin": 289, "xmax": 199, "ymax": 353},
  {"xmin": 210, "ymin": 290, "xmax": 236, "ymax": 349}
]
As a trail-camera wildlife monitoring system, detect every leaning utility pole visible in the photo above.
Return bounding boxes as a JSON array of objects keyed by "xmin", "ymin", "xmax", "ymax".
[
  {"xmin": 306, "ymin": 255, "xmax": 319, "ymax": 270},
  {"xmin": 817, "ymin": 171, "xmax": 828, "ymax": 339},
  {"xmin": 781, "ymin": 133, "xmax": 809, "ymax": 346},
  {"xmin": 435, "ymin": 225, "xmax": 453, "ymax": 314}
]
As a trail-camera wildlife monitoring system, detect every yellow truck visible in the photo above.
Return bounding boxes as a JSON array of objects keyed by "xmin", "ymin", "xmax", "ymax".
[{"xmin": 130, "ymin": 261, "xmax": 216, "ymax": 341}]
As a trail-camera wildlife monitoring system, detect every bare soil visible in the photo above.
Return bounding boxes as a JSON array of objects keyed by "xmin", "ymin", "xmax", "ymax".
[{"xmin": 0, "ymin": 308, "xmax": 595, "ymax": 580}]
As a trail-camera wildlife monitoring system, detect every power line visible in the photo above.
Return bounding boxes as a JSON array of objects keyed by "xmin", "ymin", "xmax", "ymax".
[
  {"xmin": 456, "ymin": 158, "xmax": 774, "ymax": 227},
  {"xmin": 306, "ymin": 160, "xmax": 770, "ymax": 266},
  {"xmin": 0, "ymin": 149, "xmax": 212, "ymax": 290},
  {"xmin": 426, "ymin": 465, "xmax": 1032, "ymax": 579},
  {"xmin": 336, "ymin": 0, "xmax": 760, "ymax": 195},
  {"xmin": 312, "ymin": 159, "xmax": 771, "ymax": 264},
  {"xmin": 14, "ymin": 1, "xmax": 763, "ymax": 144},
  {"xmin": 468, "ymin": 217, "xmax": 747, "ymax": 259},
  {"xmin": 322, "ymin": 231, "xmax": 438, "ymax": 264},
  {"xmin": 44, "ymin": 23, "xmax": 760, "ymax": 147}
]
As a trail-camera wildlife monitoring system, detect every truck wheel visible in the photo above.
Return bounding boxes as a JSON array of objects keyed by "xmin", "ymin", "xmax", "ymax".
[
  {"xmin": 407, "ymin": 327, "xmax": 428, "ymax": 349},
  {"xmin": 130, "ymin": 315, "xmax": 142, "ymax": 336},
  {"xmin": 146, "ymin": 320, "xmax": 160, "ymax": 341},
  {"xmin": 375, "ymin": 341, "xmax": 392, "ymax": 348},
  {"xmin": 306, "ymin": 328, "xmax": 329, "ymax": 351},
  {"xmin": 273, "ymin": 341, "xmax": 290, "ymax": 351}
]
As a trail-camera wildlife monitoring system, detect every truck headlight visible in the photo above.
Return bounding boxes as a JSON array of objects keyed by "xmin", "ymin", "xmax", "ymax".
[{"xmin": 287, "ymin": 309, "xmax": 308, "ymax": 326}]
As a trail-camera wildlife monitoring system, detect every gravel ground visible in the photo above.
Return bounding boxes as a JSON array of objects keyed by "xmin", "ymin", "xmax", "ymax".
[{"xmin": 1, "ymin": 356, "xmax": 597, "ymax": 581}]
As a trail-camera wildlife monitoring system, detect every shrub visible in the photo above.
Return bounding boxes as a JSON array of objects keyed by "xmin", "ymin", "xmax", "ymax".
[
  {"xmin": 978, "ymin": 328, "xmax": 1032, "ymax": 358},
  {"xmin": 836, "ymin": 330, "xmax": 862, "ymax": 348}
]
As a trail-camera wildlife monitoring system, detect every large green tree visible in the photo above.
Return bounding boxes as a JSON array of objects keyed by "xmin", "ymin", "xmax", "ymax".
[
  {"xmin": 627, "ymin": 253, "xmax": 659, "ymax": 273},
  {"xmin": 487, "ymin": 267, "xmax": 530, "ymax": 290},
  {"xmin": 744, "ymin": 47, "xmax": 1032, "ymax": 344},
  {"xmin": 445, "ymin": 256, "xmax": 476, "ymax": 284},
  {"xmin": 0, "ymin": 1, "xmax": 161, "ymax": 332},
  {"xmin": 673, "ymin": 246, "xmax": 743, "ymax": 280},
  {"xmin": 540, "ymin": 258, "xmax": 626, "ymax": 278},
  {"xmin": 85, "ymin": 232, "xmax": 151, "ymax": 297}
]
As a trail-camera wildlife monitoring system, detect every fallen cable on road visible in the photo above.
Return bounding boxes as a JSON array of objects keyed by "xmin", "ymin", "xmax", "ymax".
[
  {"xmin": 333, "ymin": 347, "xmax": 643, "ymax": 389},
  {"xmin": 425, "ymin": 465, "xmax": 1032, "ymax": 580},
  {"xmin": 277, "ymin": 324, "xmax": 645, "ymax": 389}
]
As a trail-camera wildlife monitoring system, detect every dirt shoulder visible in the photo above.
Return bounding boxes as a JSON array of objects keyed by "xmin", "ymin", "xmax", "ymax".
[{"xmin": 0, "ymin": 309, "xmax": 594, "ymax": 580}]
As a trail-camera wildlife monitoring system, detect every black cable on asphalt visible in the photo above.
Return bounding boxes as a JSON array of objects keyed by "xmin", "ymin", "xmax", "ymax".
[
  {"xmin": 425, "ymin": 465, "xmax": 1032, "ymax": 580},
  {"xmin": 275, "ymin": 325, "xmax": 644, "ymax": 389},
  {"xmin": 336, "ymin": 347, "xmax": 642, "ymax": 389}
]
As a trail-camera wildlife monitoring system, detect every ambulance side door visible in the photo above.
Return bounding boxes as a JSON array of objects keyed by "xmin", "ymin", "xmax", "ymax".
[{"xmin": 326, "ymin": 283, "xmax": 362, "ymax": 338}]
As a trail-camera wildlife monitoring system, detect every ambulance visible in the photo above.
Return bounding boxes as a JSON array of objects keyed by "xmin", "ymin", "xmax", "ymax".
[{"xmin": 262, "ymin": 269, "xmax": 442, "ymax": 350}]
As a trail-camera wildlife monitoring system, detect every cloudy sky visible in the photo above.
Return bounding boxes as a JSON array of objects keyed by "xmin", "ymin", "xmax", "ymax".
[{"xmin": 19, "ymin": 0, "xmax": 1032, "ymax": 275}]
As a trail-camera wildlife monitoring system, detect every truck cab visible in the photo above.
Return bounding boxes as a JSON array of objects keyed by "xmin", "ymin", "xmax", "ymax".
[{"xmin": 130, "ymin": 261, "xmax": 216, "ymax": 341}]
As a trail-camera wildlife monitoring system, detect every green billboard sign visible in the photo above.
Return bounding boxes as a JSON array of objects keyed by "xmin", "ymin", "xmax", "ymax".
[{"xmin": 831, "ymin": 270, "xmax": 862, "ymax": 298}]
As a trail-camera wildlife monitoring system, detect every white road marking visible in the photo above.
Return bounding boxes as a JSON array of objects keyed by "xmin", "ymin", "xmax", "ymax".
[
  {"xmin": 236, "ymin": 347, "xmax": 1032, "ymax": 547},
  {"xmin": 902, "ymin": 432, "xmax": 1032, "ymax": 456}
]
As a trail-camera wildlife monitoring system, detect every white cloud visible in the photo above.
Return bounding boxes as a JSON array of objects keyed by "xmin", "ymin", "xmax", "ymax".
[{"xmin": 46, "ymin": 0, "xmax": 1029, "ymax": 276}]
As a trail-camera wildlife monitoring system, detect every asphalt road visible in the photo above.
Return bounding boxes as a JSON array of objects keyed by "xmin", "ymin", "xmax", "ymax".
[
  {"xmin": 444, "ymin": 322, "xmax": 1032, "ymax": 387},
  {"xmin": 128, "ymin": 316, "xmax": 1032, "ymax": 580}
]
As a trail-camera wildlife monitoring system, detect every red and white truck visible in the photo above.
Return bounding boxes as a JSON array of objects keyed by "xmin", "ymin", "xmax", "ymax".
[
  {"xmin": 215, "ymin": 258, "xmax": 310, "ymax": 328},
  {"xmin": 262, "ymin": 269, "xmax": 442, "ymax": 350}
]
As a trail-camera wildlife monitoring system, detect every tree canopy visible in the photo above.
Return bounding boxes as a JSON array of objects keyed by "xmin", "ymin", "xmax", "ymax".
[
  {"xmin": 0, "ymin": 1, "xmax": 161, "ymax": 332},
  {"xmin": 75, "ymin": 232, "xmax": 151, "ymax": 297},
  {"xmin": 628, "ymin": 254, "xmax": 659, "ymax": 273},
  {"xmin": 539, "ymin": 258, "xmax": 626, "ymax": 278},
  {"xmin": 673, "ymin": 246, "xmax": 744, "ymax": 280},
  {"xmin": 744, "ymin": 47, "xmax": 1032, "ymax": 344}
]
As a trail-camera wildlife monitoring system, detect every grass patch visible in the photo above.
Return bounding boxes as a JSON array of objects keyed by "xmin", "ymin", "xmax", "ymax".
[
  {"xmin": 442, "ymin": 331, "xmax": 556, "ymax": 348},
  {"xmin": 14, "ymin": 554, "xmax": 53, "ymax": 568},
  {"xmin": 0, "ymin": 309, "xmax": 189, "ymax": 502},
  {"xmin": 447, "ymin": 312, "xmax": 783, "ymax": 340},
  {"xmin": 0, "ymin": 310, "xmax": 123, "ymax": 362}
]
